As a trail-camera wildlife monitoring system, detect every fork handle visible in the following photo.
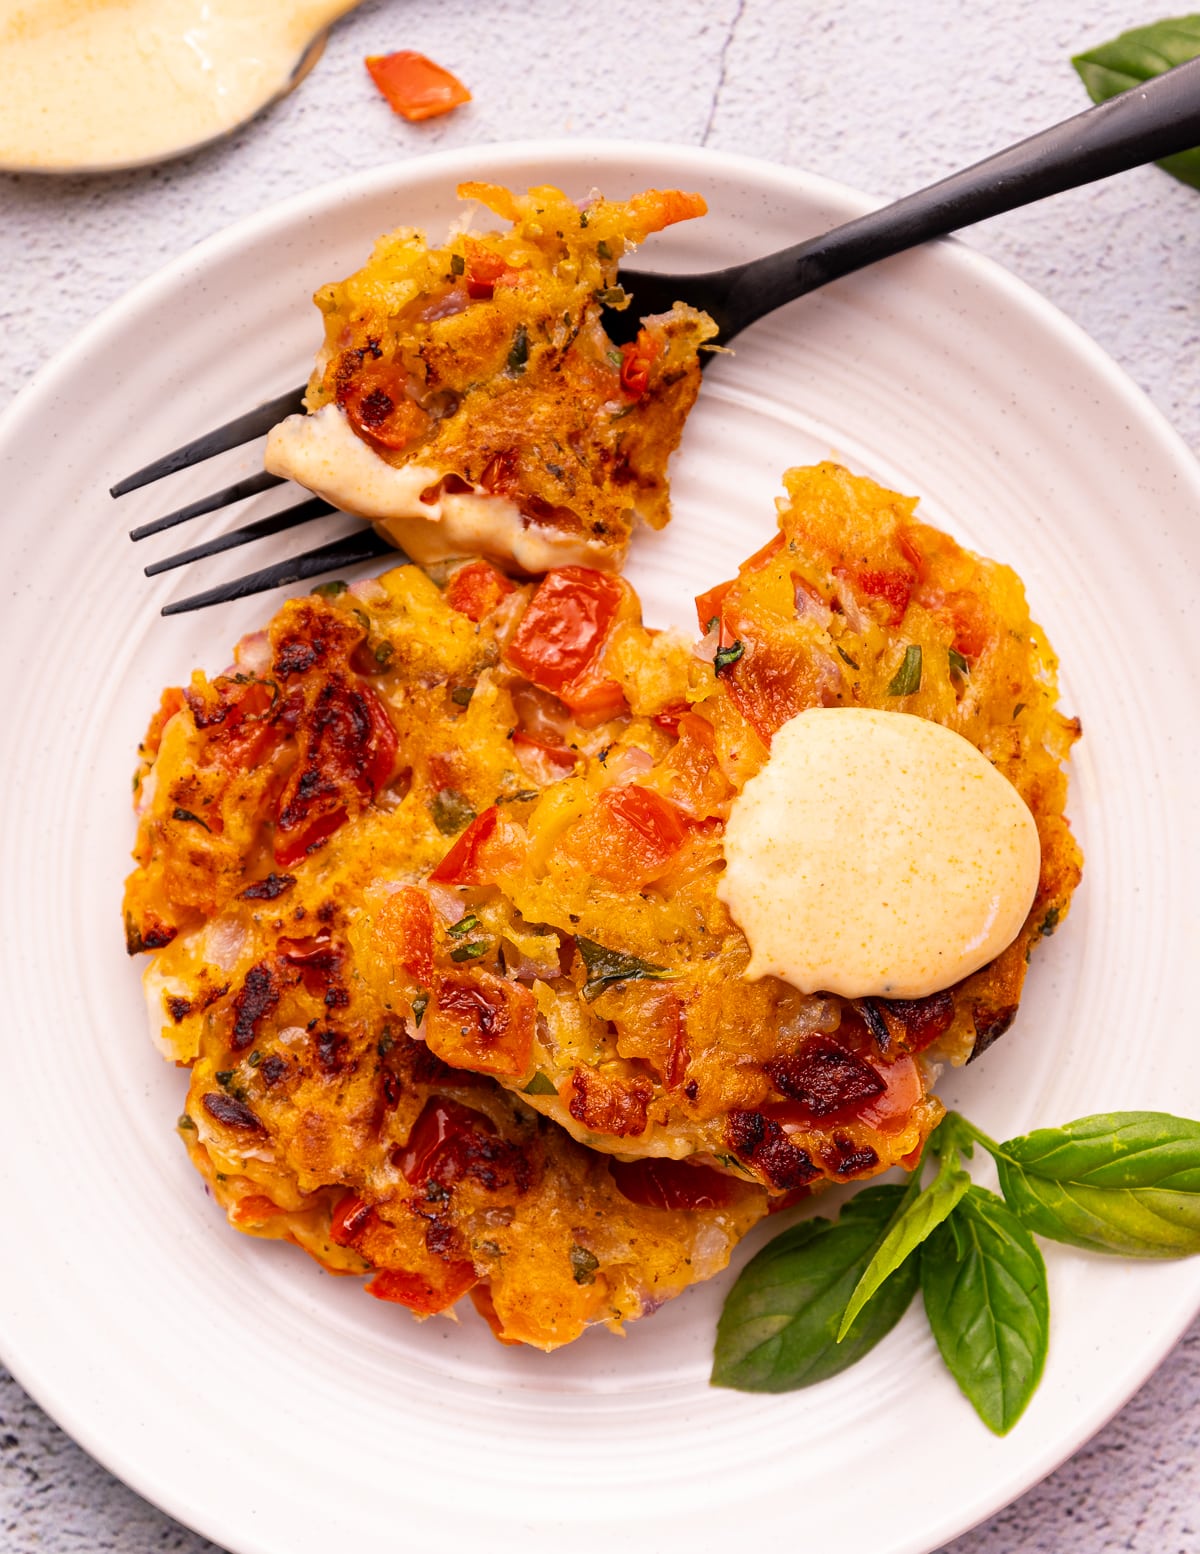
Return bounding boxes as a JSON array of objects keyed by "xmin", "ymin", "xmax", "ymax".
[{"xmin": 704, "ymin": 55, "xmax": 1200, "ymax": 340}]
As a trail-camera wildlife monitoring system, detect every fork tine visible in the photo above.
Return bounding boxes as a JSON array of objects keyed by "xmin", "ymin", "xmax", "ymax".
[
  {"xmin": 160, "ymin": 528, "xmax": 398, "ymax": 616},
  {"xmin": 143, "ymin": 496, "xmax": 335, "ymax": 576},
  {"xmin": 110, "ymin": 384, "xmax": 306, "ymax": 497},
  {"xmin": 602, "ymin": 268, "xmax": 693, "ymax": 346},
  {"xmin": 130, "ymin": 470, "xmax": 287, "ymax": 541}
]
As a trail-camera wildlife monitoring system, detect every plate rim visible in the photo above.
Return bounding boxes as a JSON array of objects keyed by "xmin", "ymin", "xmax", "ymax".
[{"xmin": 4, "ymin": 136, "xmax": 1200, "ymax": 1554}]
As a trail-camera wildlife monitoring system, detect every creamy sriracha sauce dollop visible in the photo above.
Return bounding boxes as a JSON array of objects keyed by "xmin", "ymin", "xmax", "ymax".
[
  {"xmin": 718, "ymin": 707, "xmax": 1041, "ymax": 1000},
  {"xmin": 265, "ymin": 403, "xmax": 617, "ymax": 573}
]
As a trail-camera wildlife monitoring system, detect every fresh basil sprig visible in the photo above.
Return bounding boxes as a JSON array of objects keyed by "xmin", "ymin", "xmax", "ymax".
[
  {"xmin": 986, "ymin": 1112, "xmax": 1200, "ymax": 1257},
  {"xmin": 712, "ymin": 1186, "xmax": 919, "ymax": 1391},
  {"xmin": 1073, "ymin": 16, "xmax": 1200, "ymax": 190},
  {"xmin": 713, "ymin": 1107, "xmax": 1200, "ymax": 1432},
  {"xmin": 836, "ymin": 1123, "xmax": 970, "ymax": 1338},
  {"xmin": 920, "ymin": 1186, "xmax": 1049, "ymax": 1435}
]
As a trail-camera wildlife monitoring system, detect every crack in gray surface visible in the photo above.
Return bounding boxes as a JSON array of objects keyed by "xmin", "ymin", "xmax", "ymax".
[{"xmin": 702, "ymin": 0, "xmax": 748, "ymax": 145}]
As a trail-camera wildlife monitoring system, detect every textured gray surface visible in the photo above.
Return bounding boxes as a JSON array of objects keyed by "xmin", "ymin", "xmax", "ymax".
[{"xmin": 1, "ymin": 0, "xmax": 1198, "ymax": 1549}]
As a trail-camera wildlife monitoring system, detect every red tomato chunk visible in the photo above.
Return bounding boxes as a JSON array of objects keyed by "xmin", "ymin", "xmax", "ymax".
[{"xmin": 365, "ymin": 51, "xmax": 471, "ymax": 122}]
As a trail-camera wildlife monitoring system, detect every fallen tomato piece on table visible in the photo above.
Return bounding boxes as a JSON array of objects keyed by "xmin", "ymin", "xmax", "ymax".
[{"xmin": 366, "ymin": 50, "xmax": 472, "ymax": 122}]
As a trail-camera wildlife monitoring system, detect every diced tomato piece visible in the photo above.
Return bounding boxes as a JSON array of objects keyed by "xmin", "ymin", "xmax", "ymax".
[
  {"xmin": 365, "ymin": 50, "xmax": 471, "ymax": 122},
  {"xmin": 564, "ymin": 784, "xmax": 691, "ymax": 889},
  {"xmin": 504, "ymin": 568, "xmax": 629, "ymax": 721},
  {"xmin": 854, "ymin": 1053, "xmax": 924, "ymax": 1133},
  {"xmin": 896, "ymin": 528, "xmax": 927, "ymax": 579},
  {"xmin": 462, "ymin": 240, "xmax": 519, "ymax": 300},
  {"xmin": 375, "ymin": 886, "xmax": 434, "ymax": 984},
  {"xmin": 556, "ymin": 660, "xmax": 628, "ymax": 724},
  {"xmin": 694, "ymin": 579, "xmax": 734, "ymax": 636},
  {"xmin": 478, "ymin": 448, "xmax": 521, "ymax": 497},
  {"xmin": 186, "ymin": 675, "xmax": 281, "ymax": 771},
  {"xmin": 430, "ymin": 806, "xmax": 497, "ymax": 884},
  {"xmin": 366, "ymin": 1262, "xmax": 477, "ymax": 1315},
  {"xmin": 765, "ymin": 1036, "xmax": 885, "ymax": 1121},
  {"xmin": 711, "ymin": 607, "xmax": 813, "ymax": 744},
  {"xmin": 651, "ymin": 701, "xmax": 689, "ymax": 736},
  {"xmin": 609, "ymin": 1156, "xmax": 735, "ymax": 1211},
  {"xmin": 941, "ymin": 588, "xmax": 993, "ymax": 660},
  {"xmin": 619, "ymin": 329, "xmax": 662, "ymax": 399},
  {"xmin": 429, "ymin": 806, "xmax": 525, "ymax": 886},
  {"xmin": 273, "ymin": 806, "xmax": 347, "ymax": 868},
  {"xmin": 273, "ymin": 682, "xmax": 397, "ymax": 865},
  {"xmin": 598, "ymin": 783, "xmax": 691, "ymax": 867},
  {"xmin": 229, "ymin": 1194, "xmax": 288, "ymax": 1227},
  {"xmin": 396, "ymin": 1098, "xmax": 492, "ymax": 1185},
  {"xmin": 276, "ymin": 932, "xmax": 337, "ymax": 968},
  {"xmin": 362, "ymin": 684, "xmax": 400, "ymax": 792},
  {"xmin": 766, "ymin": 1185, "xmax": 816, "ymax": 1214},
  {"xmin": 869, "ymin": 990, "xmax": 956, "ymax": 1054},
  {"xmin": 425, "ymin": 975, "xmax": 535, "ymax": 1078},
  {"xmin": 833, "ymin": 562, "xmax": 915, "ymax": 627},
  {"xmin": 468, "ymin": 1283, "xmax": 523, "ymax": 1345},
  {"xmin": 330, "ymin": 1194, "xmax": 375, "ymax": 1247},
  {"xmin": 445, "ymin": 559, "xmax": 514, "ymax": 622},
  {"xmin": 512, "ymin": 730, "xmax": 577, "ymax": 785},
  {"xmin": 657, "ymin": 712, "xmax": 732, "ymax": 819},
  {"xmin": 742, "ymin": 532, "xmax": 787, "ymax": 574},
  {"xmin": 337, "ymin": 363, "xmax": 430, "ymax": 452},
  {"xmin": 658, "ymin": 993, "xmax": 690, "ymax": 1089}
]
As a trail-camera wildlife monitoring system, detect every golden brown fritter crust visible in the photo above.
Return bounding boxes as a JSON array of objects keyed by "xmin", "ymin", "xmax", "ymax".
[
  {"xmin": 164, "ymin": 849, "xmax": 767, "ymax": 1351},
  {"xmin": 268, "ymin": 182, "xmax": 717, "ymax": 571},
  {"xmin": 128, "ymin": 465, "xmax": 1081, "ymax": 1224}
]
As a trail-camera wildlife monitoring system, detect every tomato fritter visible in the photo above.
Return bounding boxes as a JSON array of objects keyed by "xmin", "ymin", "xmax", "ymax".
[
  {"xmin": 156, "ymin": 846, "xmax": 767, "ymax": 1351},
  {"xmin": 265, "ymin": 181, "xmax": 717, "ymax": 574},
  {"xmin": 127, "ymin": 464, "xmax": 1081, "ymax": 1219}
]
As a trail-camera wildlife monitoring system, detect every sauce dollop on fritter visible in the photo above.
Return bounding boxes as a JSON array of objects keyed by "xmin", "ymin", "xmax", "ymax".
[{"xmin": 720, "ymin": 707, "xmax": 1043, "ymax": 1000}]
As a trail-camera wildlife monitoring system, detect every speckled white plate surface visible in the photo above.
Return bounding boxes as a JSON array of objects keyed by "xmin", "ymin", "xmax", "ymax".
[{"xmin": 1, "ymin": 141, "xmax": 1199, "ymax": 1554}]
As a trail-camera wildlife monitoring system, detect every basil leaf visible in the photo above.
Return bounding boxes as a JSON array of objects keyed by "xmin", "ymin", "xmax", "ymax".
[
  {"xmin": 713, "ymin": 641, "xmax": 745, "ymax": 674},
  {"xmin": 507, "ymin": 323, "xmax": 529, "ymax": 375},
  {"xmin": 712, "ymin": 1186, "xmax": 919, "ymax": 1392},
  {"xmin": 1073, "ymin": 18, "xmax": 1200, "ymax": 190},
  {"xmin": 429, "ymin": 787, "xmax": 475, "ymax": 835},
  {"xmin": 575, "ymin": 937, "xmax": 669, "ymax": 1002},
  {"xmin": 837, "ymin": 1150, "xmax": 970, "ymax": 1339},
  {"xmin": 920, "ymin": 1186, "xmax": 1048, "ymax": 1435},
  {"xmin": 886, "ymin": 643, "xmax": 922, "ymax": 695},
  {"xmin": 947, "ymin": 647, "xmax": 970, "ymax": 679},
  {"xmin": 523, "ymin": 1071, "xmax": 558, "ymax": 1096},
  {"xmin": 570, "ymin": 1244, "xmax": 599, "ymax": 1284},
  {"xmin": 996, "ymin": 1112, "xmax": 1200, "ymax": 1257},
  {"xmin": 449, "ymin": 941, "xmax": 488, "ymax": 963},
  {"xmin": 172, "ymin": 806, "xmax": 212, "ymax": 832}
]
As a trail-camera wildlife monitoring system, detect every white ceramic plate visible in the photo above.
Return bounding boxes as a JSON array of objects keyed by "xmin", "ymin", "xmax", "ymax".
[{"xmin": 2, "ymin": 141, "xmax": 1199, "ymax": 1554}]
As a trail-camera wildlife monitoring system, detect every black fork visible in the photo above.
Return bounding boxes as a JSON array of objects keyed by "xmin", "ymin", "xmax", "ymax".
[{"xmin": 116, "ymin": 56, "xmax": 1200, "ymax": 614}]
